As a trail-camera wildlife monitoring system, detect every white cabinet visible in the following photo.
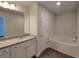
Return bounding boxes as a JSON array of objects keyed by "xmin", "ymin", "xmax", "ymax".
[
  {"xmin": 10, "ymin": 43, "xmax": 27, "ymax": 58},
  {"xmin": 27, "ymin": 39, "xmax": 35, "ymax": 57},
  {"xmin": 36, "ymin": 6, "xmax": 49, "ymax": 57},
  {"xmin": 10, "ymin": 39, "xmax": 35, "ymax": 58},
  {"xmin": 0, "ymin": 47, "xmax": 10, "ymax": 58},
  {"xmin": 0, "ymin": 37, "xmax": 36, "ymax": 58},
  {"xmin": 21, "ymin": 39, "xmax": 36, "ymax": 58}
]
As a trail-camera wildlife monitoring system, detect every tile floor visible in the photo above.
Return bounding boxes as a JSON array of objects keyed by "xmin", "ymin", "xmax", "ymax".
[{"xmin": 38, "ymin": 48, "xmax": 74, "ymax": 58}]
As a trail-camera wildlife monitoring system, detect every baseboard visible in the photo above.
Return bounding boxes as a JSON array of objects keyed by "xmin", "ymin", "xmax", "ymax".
[
  {"xmin": 36, "ymin": 52, "xmax": 41, "ymax": 57},
  {"xmin": 32, "ymin": 55, "xmax": 37, "ymax": 58},
  {"xmin": 36, "ymin": 47, "xmax": 48, "ymax": 57}
]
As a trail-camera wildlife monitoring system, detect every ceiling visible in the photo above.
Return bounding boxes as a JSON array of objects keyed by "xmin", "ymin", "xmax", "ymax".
[
  {"xmin": 16, "ymin": 1, "xmax": 79, "ymax": 14},
  {"xmin": 39, "ymin": 1, "xmax": 79, "ymax": 14}
]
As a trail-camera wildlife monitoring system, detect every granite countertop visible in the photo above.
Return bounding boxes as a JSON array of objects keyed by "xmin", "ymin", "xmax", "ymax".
[{"xmin": 0, "ymin": 34, "xmax": 36, "ymax": 49}]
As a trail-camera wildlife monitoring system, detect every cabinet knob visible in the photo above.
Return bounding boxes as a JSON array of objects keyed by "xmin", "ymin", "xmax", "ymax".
[
  {"xmin": 24, "ymin": 47, "xmax": 28, "ymax": 49},
  {"xmin": 14, "ymin": 47, "xmax": 16, "ymax": 48},
  {"xmin": 3, "ymin": 50, "xmax": 6, "ymax": 53},
  {"xmin": 40, "ymin": 34, "xmax": 44, "ymax": 37}
]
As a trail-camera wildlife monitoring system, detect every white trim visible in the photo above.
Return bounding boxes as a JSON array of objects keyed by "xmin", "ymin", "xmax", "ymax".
[
  {"xmin": 3, "ymin": 16, "xmax": 6, "ymax": 38},
  {"xmin": 0, "ymin": 16, "xmax": 6, "ymax": 38},
  {"xmin": 36, "ymin": 52, "xmax": 41, "ymax": 57}
]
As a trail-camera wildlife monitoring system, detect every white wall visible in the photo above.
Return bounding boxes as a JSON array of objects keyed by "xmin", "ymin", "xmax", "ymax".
[
  {"xmin": 29, "ymin": 3, "xmax": 38, "ymax": 35},
  {"xmin": 74, "ymin": 8, "xmax": 79, "ymax": 57},
  {"xmin": 49, "ymin": 13, "xmax": 55, "ymax": 37},
  {"xmin": 24, "ymin": 8, "xmax": 30, "ymax": 34},
  {"xmin": 54, "ymin": 11, "xmax": 77, "ymax": 37}
]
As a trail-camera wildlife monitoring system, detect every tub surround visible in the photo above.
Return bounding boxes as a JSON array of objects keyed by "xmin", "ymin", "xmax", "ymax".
[{"xmin": 48, "ymin": 36, "xmax": 77, "ymax": 57}]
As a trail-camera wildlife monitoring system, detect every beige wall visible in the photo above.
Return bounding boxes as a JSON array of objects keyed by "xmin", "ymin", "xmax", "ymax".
[{"xmin": 54, "ymin": 11, "xmax": 77, "ymax": 37}]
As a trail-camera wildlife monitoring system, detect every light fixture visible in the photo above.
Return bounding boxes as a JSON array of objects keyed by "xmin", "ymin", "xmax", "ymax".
[
  {"xmin": 0, "ymin": 1, "xmax": 1, "ymax": 3},
  {"xmin": 0, "ymin": 1, "xmax": 2, "ymax": 6},
  {"xmin": 0, "ymin": 1, "xmax": 16, "ymax": 10},
  {"xmin": 56, "ymin": 2, "xmax": 61, "ymax": 6},
  {"xmin": 2, "ymin": 1, "xmax": 9, "ymax": 8},
  {"xmin": 10, "ymin": 3, "xmax": 16, "ymax": 9}
]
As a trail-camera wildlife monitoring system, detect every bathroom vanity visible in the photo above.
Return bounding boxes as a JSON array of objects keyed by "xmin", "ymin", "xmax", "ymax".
[{"xmin": 0, "ymin": 35, "xmax": 36, "ymax": 58}]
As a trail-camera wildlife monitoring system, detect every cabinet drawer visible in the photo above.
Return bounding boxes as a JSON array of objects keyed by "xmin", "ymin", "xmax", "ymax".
[
  {"xmin": 10, "ymin": 43, "xmax": 26, "ymax": 58},
  {"xmin": 27, "ymin": 39, "xmax": 35, "ymax": 57},
  {"xmin": 21, "ymin": 41, "xmax": 31, "ymax": 47},
  {"xmin": 21, "ymin": 39, "xmax": 35, "ymax": 47},
  {"xmin": 10, "ymin": 43, "xmax": 20, "ymax": 49},
  {"xmin": 0, "ymin": 47, "xmax": 10, "ymax": 58}
]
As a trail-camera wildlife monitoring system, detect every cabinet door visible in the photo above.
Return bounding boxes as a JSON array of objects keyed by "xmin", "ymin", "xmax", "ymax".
[
  {"xmin": 27, "ymin": 39, "xmax": 35, "ymax": 58},
  {"xmin": 0, "ymin": 47, "xmax": 10, "ymax": 58},
  {"xmin": 37, "ymin": 7, "xmax": 49, "ymax": 56},
  {"xmin": 10, "ymin": 43, "xmax": 26, "ymax": 58}
]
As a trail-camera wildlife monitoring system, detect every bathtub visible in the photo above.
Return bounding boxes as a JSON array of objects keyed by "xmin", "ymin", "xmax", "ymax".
[{"xmin": 48, "ymin": 35, "xmax": 77, "ymax": 57}]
